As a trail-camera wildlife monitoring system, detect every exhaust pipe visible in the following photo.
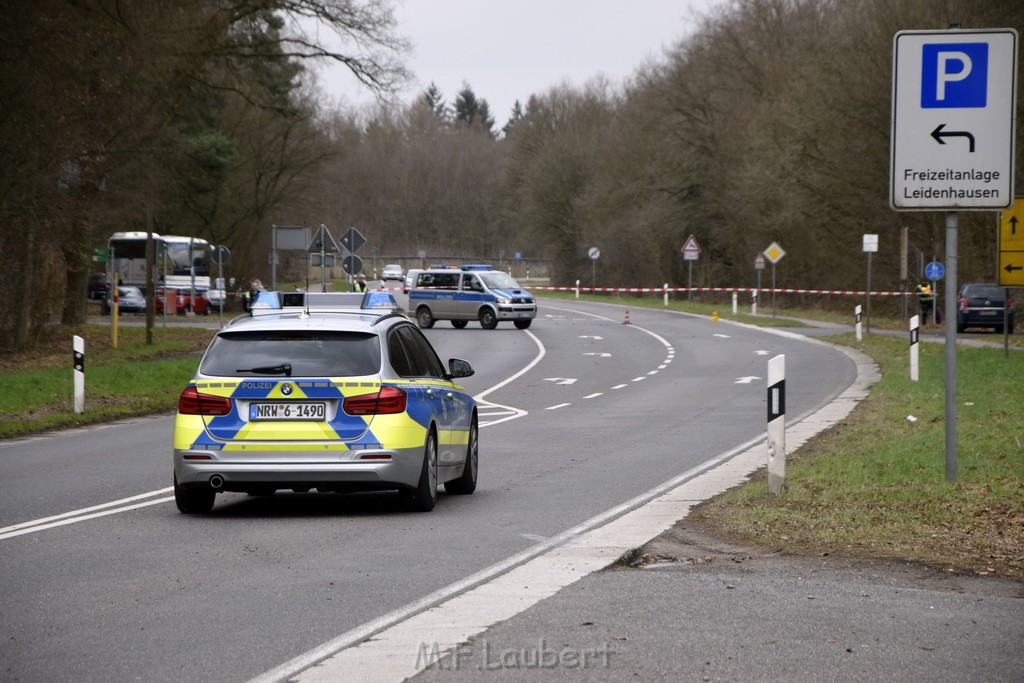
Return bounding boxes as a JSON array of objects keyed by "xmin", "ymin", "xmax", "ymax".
[{"xmin": 209, "ymin": 475, "xmax": 225, "ymax": 490}]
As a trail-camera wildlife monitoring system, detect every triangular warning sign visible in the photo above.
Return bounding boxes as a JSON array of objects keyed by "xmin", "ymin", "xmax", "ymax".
[
  {"xmin": 681, "ymin": 234, "xmax": 701, "ymax": 253},
  {"xmin": 307, "ymin": 224, "xmax": 341, "ymax": 254}
]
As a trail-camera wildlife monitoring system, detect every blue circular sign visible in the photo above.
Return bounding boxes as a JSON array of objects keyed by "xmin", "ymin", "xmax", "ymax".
[{"xmin": 925, "ymin": 261, "xmax": 944, "ymax": 281}]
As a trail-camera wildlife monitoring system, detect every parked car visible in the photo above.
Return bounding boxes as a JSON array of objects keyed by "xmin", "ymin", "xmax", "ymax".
[
  {"xmin": 956, "ymin": 283, "xmax": 1015, "ymax": 333},
  {"xmin": 172, "ymin": 295, "xmax": 478, "ymax": 513},
  {"xmin": 205, "ymin": 277, "xmax": 228, "ymax": 312},
  {"xmin": 101, "ymin": 285, "xmax": 146, "ymax": 315},
  {"xmin": 88, "ymin": 273, "xmax": 111, "ymax": 300},
  {"xmin": 381, "ymin": 264, "xmax": 404, "ymax": 282},
  {"xmin": 155, "ymin": 287, "xmax": 210, "ymax": 315}
]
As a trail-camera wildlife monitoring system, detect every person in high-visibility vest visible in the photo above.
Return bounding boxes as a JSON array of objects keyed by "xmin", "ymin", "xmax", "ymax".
[
  {"xmin": 915, "ymin": 279, "xmax": 938, "ymax": 323},
  {"xmin": 353, "ymin": 275, "xmax": 368, "ymax": 292}
]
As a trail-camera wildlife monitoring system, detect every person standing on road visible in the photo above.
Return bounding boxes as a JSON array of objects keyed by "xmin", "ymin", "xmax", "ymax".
[
  {"xmin": 915, "ymin": 279, "xmax": 938, "ymax": 324},
  {"xmin": 242, "ymin": 279, "xmax": 261, "ymax": 312},
  {"xmin": 354, "ymin": 275, "xmax": 368, "ymax": 292}
]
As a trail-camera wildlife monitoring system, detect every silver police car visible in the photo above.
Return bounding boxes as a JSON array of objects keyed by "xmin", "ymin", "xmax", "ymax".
[{"xmin": 173, "ymin": 291, "xmax": 478, "ymax": 513}]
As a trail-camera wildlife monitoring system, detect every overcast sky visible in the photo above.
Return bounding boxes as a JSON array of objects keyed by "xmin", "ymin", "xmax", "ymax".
[{"xmin": 312, "ymin": 0, "xmax": 727, "ymax": 125}]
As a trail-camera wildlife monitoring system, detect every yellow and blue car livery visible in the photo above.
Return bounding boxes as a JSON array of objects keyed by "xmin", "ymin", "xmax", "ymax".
[{"xmin": 173, "ymin": 298, "xmax": 477, "ymax": 512}]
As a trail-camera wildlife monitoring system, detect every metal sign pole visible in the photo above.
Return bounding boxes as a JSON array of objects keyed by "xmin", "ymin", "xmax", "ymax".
[{"xmin": 944, "ymin": 212, "xmax": 958, "ymax": 483}]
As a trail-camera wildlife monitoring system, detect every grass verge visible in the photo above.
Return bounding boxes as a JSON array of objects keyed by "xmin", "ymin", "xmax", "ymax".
[
  {"xmin": 697, "ymin": 332, "xmax": 1024, "ymax": 580},
  {"xmin": 0, "ymin": 323, "xmax": 215, "ymax": 438}
]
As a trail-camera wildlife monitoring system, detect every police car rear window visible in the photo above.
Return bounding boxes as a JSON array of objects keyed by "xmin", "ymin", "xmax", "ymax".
[{"xmin": 200, "ymin": 331, "xmax": 382, "ymax": 377}]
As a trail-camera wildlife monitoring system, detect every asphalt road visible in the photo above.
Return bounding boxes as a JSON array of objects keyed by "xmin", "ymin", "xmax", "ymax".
[{"xmin": 1, "ymin": 297, "xmax": 856, "ymax": 682}]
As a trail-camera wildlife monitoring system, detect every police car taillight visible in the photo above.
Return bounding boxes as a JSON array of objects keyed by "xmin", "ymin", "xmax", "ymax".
[
  {"xmin": 343, "ymin": 386, "xmax": 407, "ymax": 415},
  {"xmin": 178, "ymin": 386, "xmax": 232, "ymax": 415}
]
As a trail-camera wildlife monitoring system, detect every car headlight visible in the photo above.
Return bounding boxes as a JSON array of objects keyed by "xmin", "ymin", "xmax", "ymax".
[{"xmin": 495, "ymin": 296, "xmax": 510, "ymax": 304}]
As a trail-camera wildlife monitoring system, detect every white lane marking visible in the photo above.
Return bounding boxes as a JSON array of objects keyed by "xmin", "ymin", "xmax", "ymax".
[
  {"xmin": 0, "ymin": 488, "xmax": 174, "ymax": 536},
  {"xmin": 578, "ymin": 335, "xmax": 603, "ymax": 340},
  {"xmin": 473, "ymin": 329, "xmax": 544, "ymax": 403},
  {"xmin": 543, "ymin": 377, "xmax": 577, "ymax": 385},
  {"xmin": 583, "ymin": 393, "xmax": 603, "ymax": 399},
  {"xmin": 756, "ymin": 349, "xmax": 770, "ymax": 355},
  {"xmin": 611, "ymin": 384, "xmax": 628, "ymax": 390},
  {"xmin": 631, "ymin": 376, "xmax": 646, "ymax": 382},
  {"xmin": 2, "ymin": 334, "xmax": 548, "ymax": 542},
  {"xmin": 647, "ymin": 370, "xmax": 659, "ymax": 376},
  {"xmin": 714, "ymin": 333, "xmax": 731, "ymax": 338},
  {"xmin": 545, "ymin": 403, "xmax": 571, "ymax": 410},
  {"xmin": 0, "ymin": 496, "xmax": 174, "ymax": 541},
  {"xmin": 582, "ymin": 352, "xmax": 611, "ymax": 357},
  {"xmin": 735, "ymin": 376, "xmax": 761, "ymax": 384}
]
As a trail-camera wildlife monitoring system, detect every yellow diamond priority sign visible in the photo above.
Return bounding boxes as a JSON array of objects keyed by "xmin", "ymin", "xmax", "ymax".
[{"xmin": 763, "ymin": 242, "xmax": 786, "ymax": 265}]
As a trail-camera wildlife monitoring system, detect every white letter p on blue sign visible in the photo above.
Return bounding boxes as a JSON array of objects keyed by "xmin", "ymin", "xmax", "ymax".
[{"xmin": 921, "ymin": 43, "xmax": 988, "ymax": 108}]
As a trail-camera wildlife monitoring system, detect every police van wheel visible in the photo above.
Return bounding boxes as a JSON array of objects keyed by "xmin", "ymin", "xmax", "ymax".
[
  {"xmin": 514, "ymin": 320, "xmax": 531, "ymax": 329},
  {"xmin": 451, "ymin": 320, "xmax": 468, "ymax": 329},
  {"xmin": 479, "ymin": 308, "xmax": 498, "ymax": 330},
  {"xmin": 416, "ymin": 307, "xmax": 435, "ymax": 328}
]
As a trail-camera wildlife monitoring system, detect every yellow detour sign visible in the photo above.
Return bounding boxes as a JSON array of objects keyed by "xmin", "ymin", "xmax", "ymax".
[{"xmin": 999, "ymin": 198, "xmax": 1024, "ymax": 287}]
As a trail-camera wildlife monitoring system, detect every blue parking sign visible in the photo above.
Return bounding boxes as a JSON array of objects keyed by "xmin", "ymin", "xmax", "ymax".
[{"xmin": 921, "ymin": 42, "xmax": 988, "ymax": 108}]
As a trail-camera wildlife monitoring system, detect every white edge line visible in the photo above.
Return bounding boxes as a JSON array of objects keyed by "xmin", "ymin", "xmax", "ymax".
[{"xmin": 248, "ymin": 432, "xmax": 769, "ymax": 683}]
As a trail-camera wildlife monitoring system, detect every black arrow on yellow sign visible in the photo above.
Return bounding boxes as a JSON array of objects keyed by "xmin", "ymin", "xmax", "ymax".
[{"xmin": 1005, "ymin": 263, "xmax": 1023, "ymax": 274}]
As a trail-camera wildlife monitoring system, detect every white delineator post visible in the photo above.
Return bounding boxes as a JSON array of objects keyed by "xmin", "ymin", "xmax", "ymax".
[
  {"xmin": 751, "ymin": 289, "xmax": 758, "ymax": 316},
  {"xmin": 663, "ymin": 283, "xmax": 669, "ymax": 307},
  {"xmin": 732, "ymin": 291, "xmax": 738, "ymax": 314},
  {"xmin": 767, "ymin": 354, "xmax": 786, "ymax": 495},
  {"xmin": 575, "ymin": 279, "xmax": 580, "ymax": 299},
  {"xmin": 909, "ymin": 315, "xmax": 920, "ymax": 382},
  {"xmin": 73, "ymin": 335, "xmax": 85, "ymax": 414},
  {"xmin": 855, "ymin": 304, "xmax": 863, "ymax": 342}
]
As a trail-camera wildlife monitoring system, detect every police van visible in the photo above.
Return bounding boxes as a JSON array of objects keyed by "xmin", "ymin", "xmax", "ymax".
[{"xmin": 409, "ymin": 267, "xmax": 537, "ymax": 330}]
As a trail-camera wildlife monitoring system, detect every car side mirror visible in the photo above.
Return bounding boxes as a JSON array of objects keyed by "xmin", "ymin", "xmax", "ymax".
[{"xmin": 447, "ymin": 358, "xmax": 474, "ymax": 379}]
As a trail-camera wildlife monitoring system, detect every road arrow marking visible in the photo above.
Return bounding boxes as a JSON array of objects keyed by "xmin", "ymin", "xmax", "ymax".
[
  {"xmin": 735, "ymin": 376, "xmax": 761, "ymax": 384},
  {"xmin": 543, "ymin": 377, "xmax": 578, "ymax": 385},
  {"xmin": 583, "ymin": 352, "xmax": 612, "ymax": 357},
  {"xmin": 578, "ymin": 335, "xmax": 604, "ymax": 340}
]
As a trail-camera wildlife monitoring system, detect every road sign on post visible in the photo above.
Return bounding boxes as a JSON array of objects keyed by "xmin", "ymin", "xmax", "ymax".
[
  {"xmin": 340, "ymin": 227, "xmax": 366, "ymax": 254},
  {"xmin": 998, "ymin": 198, "xmax": 1024, "ymax": 287},
  {"xmin": 890, "ymin": 29, "xmax": 1018, "ymax": 210}
]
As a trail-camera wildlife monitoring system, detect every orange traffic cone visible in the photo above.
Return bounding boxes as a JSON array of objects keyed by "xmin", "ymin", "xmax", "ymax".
[{"xmin": 623, "ymin": 309, "xmax": 631, "ymax": 325}]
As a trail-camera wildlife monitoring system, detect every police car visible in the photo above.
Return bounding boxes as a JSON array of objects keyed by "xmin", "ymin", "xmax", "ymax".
[
  {"xmin": 172, "ymin": 290, "xmax": 478, "ymax": 513},
  {"xmin": 409, "ymin": 267, "xmax": 537, "ymax": 330}
]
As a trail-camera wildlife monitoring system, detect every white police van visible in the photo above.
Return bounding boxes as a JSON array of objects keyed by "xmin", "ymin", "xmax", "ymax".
[{"xmin": 409, "ymin": 266, "xmax": 537, "ymax": 330}]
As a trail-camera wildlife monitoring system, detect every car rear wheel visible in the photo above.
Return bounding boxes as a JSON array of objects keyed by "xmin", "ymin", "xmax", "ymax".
[
  {"xmin": 479, "ymin": 308, "xmax": 498, "ymax": 329},
  {"xmin": 451, "ymin": 320, "xmax": 468, "ymax": 329},
  {"xmin": 174, "ymin": 474, "xmax": 215, "ymax": 514},
  {"xmin": 416, "ymin": 306, "xmax": 435, "ymax": 328},
  {"xmin": 404, "ymin": 430, "xmax": 438, "ymax": 511},
  {"xmin": 444, "ymin": 417, "xmax": 478, "ymax": 495}
]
